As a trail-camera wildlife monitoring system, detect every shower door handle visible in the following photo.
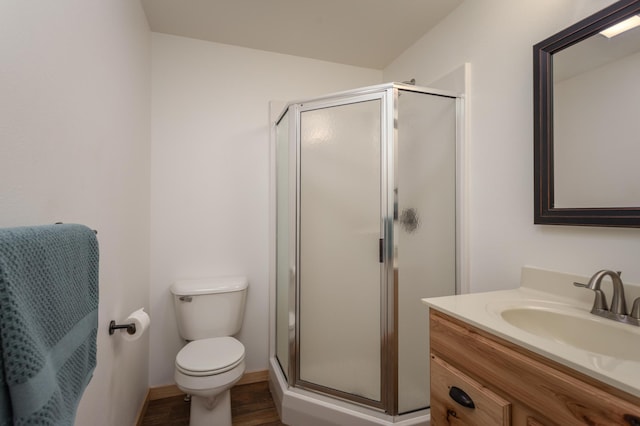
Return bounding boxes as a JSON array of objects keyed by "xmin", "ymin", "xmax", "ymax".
[{"xmin": 379, "ymin": 238, "xmax": 383, "ymax": 263}]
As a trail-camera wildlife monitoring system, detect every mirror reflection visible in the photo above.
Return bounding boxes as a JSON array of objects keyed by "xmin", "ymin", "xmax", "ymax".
[{"xmin": 553, "ymin": 19, "xmax": 640, "ymax": 208}]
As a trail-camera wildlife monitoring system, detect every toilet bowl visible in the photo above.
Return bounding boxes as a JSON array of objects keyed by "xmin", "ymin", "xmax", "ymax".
[
  {"xmin": 170, "ymin": 277, "xmax": 248, "ymax": 426},
  {"xmin": 174, "ymin": 337, "xmax": 246, "ymax": 426}
]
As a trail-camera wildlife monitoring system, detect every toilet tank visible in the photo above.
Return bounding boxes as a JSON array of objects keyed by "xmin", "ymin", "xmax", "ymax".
[{"xmin": 171, "ymin": 276, "xmax": 248, "ymax": 341}]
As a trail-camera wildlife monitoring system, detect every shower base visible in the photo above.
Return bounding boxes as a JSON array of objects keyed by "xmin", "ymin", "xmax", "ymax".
[{"xmin": 268, "ymin": 358, "xmax": 430, "ymax": 426}]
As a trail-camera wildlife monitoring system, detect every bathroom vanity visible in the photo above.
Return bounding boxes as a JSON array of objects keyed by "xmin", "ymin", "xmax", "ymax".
[{"xmin": 424, "ymin": 267, "xmax": 640, "ymax": 425}]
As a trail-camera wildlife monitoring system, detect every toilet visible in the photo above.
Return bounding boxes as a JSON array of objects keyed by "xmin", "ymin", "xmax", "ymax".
[{"xmin": 171, "ymin": 276, "xmax": 248, "ymax": 426}]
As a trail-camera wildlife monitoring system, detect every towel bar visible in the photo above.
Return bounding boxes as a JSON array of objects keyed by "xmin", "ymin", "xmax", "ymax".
[
  {"xmin": 54, "ymin": 222, "xmax": 97, "ymax": 234},
  {"xmin": 108, "ymin": 321, "xmax": 136, "ymax": 335}
]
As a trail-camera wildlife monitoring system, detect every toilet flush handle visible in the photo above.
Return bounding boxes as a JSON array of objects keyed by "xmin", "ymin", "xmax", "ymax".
[{"xmin": 179, "ymin": 296, "xmax": 192, "ymax": 302}]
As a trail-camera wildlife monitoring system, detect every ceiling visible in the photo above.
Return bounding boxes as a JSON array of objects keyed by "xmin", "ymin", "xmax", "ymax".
[{"xmin": 140, "ymin": 0, "xmax": 463, "ymax": 69}]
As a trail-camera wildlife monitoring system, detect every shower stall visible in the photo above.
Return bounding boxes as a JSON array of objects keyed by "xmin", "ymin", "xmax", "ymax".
[{"xmin": 270, "ymin": 82, "xmax": 462, "ymax": 425}]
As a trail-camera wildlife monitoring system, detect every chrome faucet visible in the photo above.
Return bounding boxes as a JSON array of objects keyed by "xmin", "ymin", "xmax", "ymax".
[{"xmin": 574, "ymin": 269, "xmax": 640, "ymax": 326}]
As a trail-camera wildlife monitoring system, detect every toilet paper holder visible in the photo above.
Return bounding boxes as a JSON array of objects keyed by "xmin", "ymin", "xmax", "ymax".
[{"xmin": 108, "ymin": 320, "xmax": 136, "ymax": 335}]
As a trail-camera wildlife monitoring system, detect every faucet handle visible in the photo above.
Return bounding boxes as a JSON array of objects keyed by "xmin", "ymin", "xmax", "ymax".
[
  {"xmin": 632, "ymin": 298, "xmax": 640, "ymax": 319},
  {"xmin": 574, "ymin": 281, "xmax": 608, "ymax": 312}
]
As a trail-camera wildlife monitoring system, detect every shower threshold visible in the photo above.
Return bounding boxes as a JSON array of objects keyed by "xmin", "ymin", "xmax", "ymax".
[{"xmin": 268, "ymin": 358, "xmax": 430, "ymax": 426}]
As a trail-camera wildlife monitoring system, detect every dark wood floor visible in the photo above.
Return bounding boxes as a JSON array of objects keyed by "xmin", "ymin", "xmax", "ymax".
[{"xmin": 140, "ymin": 381, "xmax": 285, "ymax": 426}]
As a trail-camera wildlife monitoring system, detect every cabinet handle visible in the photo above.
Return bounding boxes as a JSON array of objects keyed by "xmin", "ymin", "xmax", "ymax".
[
  {"xmin": 449, "ymin": 386, "xmax": 475, "ymax": 409},
  {"xmin": 625, "ymin": 414, "xmax": 640, "ymax": 426}
]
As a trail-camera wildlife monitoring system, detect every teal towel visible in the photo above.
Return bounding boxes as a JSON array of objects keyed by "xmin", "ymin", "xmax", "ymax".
[{"xmin": 0, "ymin": 224, "xmax": 98, "ymax": 426}]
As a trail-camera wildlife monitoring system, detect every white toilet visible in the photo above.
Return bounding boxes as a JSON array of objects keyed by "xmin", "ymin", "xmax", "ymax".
[{"xmin": 171, "ymin": 276, "xmax": 248, "ymax": 426}]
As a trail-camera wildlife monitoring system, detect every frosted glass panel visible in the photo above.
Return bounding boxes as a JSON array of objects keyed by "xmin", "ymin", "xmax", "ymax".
[
  {"xmin": 299, "ymin": 100, "xmax": 382, "ymax": 402},
  {"xmin": 275, "ymin": 111, "xmax": 290, "ymax": 379},
  {"xmin": 396, "ymin": 91, "xmax": 456, "ymax": 413}
]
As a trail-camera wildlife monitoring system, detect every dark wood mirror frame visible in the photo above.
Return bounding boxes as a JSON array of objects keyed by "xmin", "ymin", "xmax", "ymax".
[{"xmin": 534, "ymin": 0, "xmax": 640, "ymax": 227}]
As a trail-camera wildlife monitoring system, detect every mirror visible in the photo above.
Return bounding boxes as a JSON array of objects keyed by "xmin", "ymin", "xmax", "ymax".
[{"xmin": 534, "ymin": 0, "xmax": 640, "ymax": 227}]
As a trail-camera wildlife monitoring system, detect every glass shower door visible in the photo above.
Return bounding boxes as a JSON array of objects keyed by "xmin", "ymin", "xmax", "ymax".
[
  {"xmin": 395, "ymin": 90, "xmax": 457, "ymax": 413},
  {"xmin": 297, "ymin": 96, "xmax": 384, "ymax": 405}
]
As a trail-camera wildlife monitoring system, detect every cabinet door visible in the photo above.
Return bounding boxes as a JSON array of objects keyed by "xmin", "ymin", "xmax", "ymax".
[{"xmin": 431, "ymin": 353, "xmax": 511, "ymax": 425}]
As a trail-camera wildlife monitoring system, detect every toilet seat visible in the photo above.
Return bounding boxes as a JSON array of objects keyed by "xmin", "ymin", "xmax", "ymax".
[{"xmin": 176, "ymin": 336, "xmax": 245, "ymax": 377}]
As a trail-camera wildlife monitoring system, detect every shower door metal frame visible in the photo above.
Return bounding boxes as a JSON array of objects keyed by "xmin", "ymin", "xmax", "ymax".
[
  {"xmin": 273, "ymin": 107, "xmax": 298, "ymax": 384},
  {"xmin": 276, "ymin": 82, "xmax": 463, "ymax": 416},
  {"xmin": 384, "ymin": 87, "xmax": 397, "ymax": 415}
]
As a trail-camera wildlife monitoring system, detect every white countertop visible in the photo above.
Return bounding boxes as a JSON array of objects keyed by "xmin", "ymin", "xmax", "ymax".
[{"xmin": 422, "ymin": 266, "xmax": 640, "ymax": 399}]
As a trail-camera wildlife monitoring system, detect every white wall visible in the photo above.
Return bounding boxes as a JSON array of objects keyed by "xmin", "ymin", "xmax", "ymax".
[
  {"xmin": 0, "ymin": 1, "xmax": 151, "ymax": 425},
  {"xmin": 384, "ymin": 0, "xmax": 640, "ymax": 292},
  {"xmin": 149, "ymin": 32, "xmax": 382, "ymax": 386}
]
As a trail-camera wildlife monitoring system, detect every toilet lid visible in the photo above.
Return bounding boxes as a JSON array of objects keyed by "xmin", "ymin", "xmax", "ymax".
[{"xmin": 176, "ymin": 337, "xmax": 245, "ymax": 377}]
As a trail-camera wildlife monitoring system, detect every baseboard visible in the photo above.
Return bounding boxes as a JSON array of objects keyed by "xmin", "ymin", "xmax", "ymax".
[
  {"xmin": 238, "ymin": 369, "xmax": 269, "ymax": 386},
  {"xmin": 133, "ymin": 367, "xmax": 271, "ymax": 426},
  {"xmin": 148, "ymin": 383, "xmax": 184, "ymax": 400},
  {"xmin": 136, "ymin": 370, "xmax": 269, "ymax": 422},
  {"xmin": 147, "ymin": 369, "xmax": 269, "ymax": 401},
  {"xmin": 134, "ymin": 389, "xmax": 150, "ymax": 426}
]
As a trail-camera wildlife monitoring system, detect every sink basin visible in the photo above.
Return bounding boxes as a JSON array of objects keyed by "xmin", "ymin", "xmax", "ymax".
[{"xmin": 499, "ymin": 306, "xmax": 640, "ymax": 361}]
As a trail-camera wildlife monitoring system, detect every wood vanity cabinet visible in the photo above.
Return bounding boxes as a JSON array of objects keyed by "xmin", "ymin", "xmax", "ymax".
[{"xmin": 429, "ymin": 309, "xmax": 640, "ymax": 426}]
